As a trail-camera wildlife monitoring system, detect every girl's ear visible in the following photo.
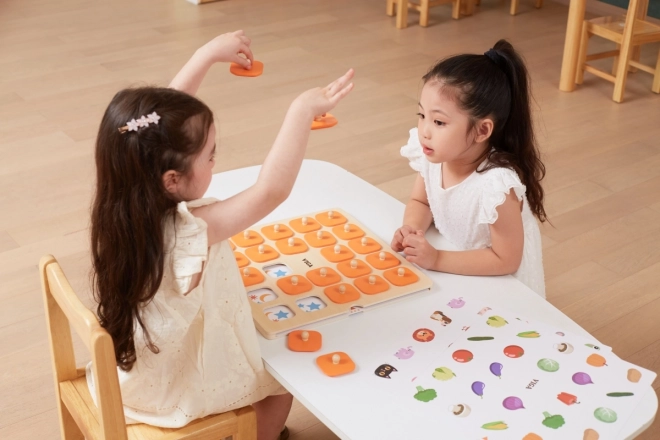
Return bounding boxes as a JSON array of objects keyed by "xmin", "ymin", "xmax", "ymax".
[
  {"xmin": 474, "ymin": 118, "xmax": 494, "ymax": 144},
  {"xmin": 162, "ymin": 170, "xmax": 182, "ymax": 196}
]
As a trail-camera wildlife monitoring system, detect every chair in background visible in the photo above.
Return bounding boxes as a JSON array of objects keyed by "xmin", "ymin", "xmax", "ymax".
[
  {"xmin": 387, "ymin": 0, "xmax": 464, "ymax": 29},
  {"xmin": 40, "ymin": 254, "xmax": 257, "ymax": 440},
  {"xmin": 575, "ymin": 0, "xmax": 660, "ymax": 102},
  {"xmin": 509, "ymin": 0, "xmax": 543, "ymax": 16}
]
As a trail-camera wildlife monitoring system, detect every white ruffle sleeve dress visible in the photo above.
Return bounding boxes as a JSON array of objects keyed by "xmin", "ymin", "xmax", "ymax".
[
  {"xmin": 400, "ymin": 128, "xmax": 545, "ymax": 297},
  {"xmin": 87, "ymin": 198, "xmax": 284, "ymax": 428}
]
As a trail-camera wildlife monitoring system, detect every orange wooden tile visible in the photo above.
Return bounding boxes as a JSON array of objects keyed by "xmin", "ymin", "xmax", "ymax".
[
  {"xmin": 289, "ymin": 216, "xmax": 322, "ymax": 233},
  {"xmin": 234, "ymin": 251, "xmax": 249, "ymax": 268},
  {"xmin": 288, "ymin": 330, "xmax": 322, "ymax": 352},
  {"xmin": 229, "ymin": 240, "xmax": 236, "ymax": 250},
  {"xmin": 383, "ymin": 267, "xmax": 419, "ymax": 287},
  {"xmin": 306, "ymin": 267, "xmax": 342, "ymax": 286},
  {"xmin": 232, "ymin": 230, "xmax": 264, "ymax": 248},
  {"xmin": 320, "ymin": 244, "xmax": 354, "ymax": 263},
  {"xmin": 241, "ymin": 267, "xmax": 265, "ymax": 287},
  {"xmin": 229, "ymin": 60, "xmax": 264, "ymax": 77},
  {"xmin": 324, "ymin": 283, "xmax": 360, "ymax": 304},
  {"xmin": 304, "ymin": 230, "xmax": 337, "ymax": 248},
  {"xmin": 366, "ymin": 251, "xmax": 401, "ymax": 270},
  {"xmin": 261, "ymin": 223, "xmax": 294, "ymax": 241},
  {"xmin": 332, "ymin": 223, "xmax": 365, "ymax": 240},
  {"xmin": 337, "ymin": 259, "xmax": 372, "ymax": 278},
  {"xmin": 348, "ymin": 236, "xmax": 382, "ymax": 255},
  {"xmin": 316, "ymin": 352, "xmax": 355, "ymax": 377},
  {"xmin": 245, "ymin": 244, "xmax": 279, "ymax": 263},
  {"xmin": 275, "ymin": 237, "xmax": 309, "ymax": 255},
  {"xmin": 315, "ymin": 210, "xmax": 347, "ymax": 227},
  {"xmin": 354, "ymin": 275, "xmax": 389, "ymax": 295},
  {"xmin": 311, "ymin": 113, "xmax": 337, "ymax": 130},
  {"xmin": 276, "ymin": 275, "xmax": 313, "ymax": 295}
]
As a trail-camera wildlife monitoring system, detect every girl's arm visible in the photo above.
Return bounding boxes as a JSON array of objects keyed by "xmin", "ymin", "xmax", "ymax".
[
  {"xmin": 391, "ymin": 174, "xmax": 433, "ymax": 252},
  {"xmin": 169, "ymin": 31, "xmax": 253, "ymax": 95},
  {"xmin": 193, "ymin": 70, "xmax": 355, "ymax": 245},
  {"xmin": 403, "ymin": 190, "xmax": 524, "ymax": 275}
]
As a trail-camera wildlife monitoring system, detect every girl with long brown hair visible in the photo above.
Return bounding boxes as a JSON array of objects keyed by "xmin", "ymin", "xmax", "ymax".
[
  {"xmin": 89, "ymin": 30, "xmax": 353, "ymax": 439},
  {"xmin": 391, "ymin": 40, "xmax": 546, "ymax": 297}
]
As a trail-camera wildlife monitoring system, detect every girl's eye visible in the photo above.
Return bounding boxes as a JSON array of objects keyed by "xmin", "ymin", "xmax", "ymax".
[
  {"xmin": 434, "ymin": 120, "xmax": 445, "ymax": 126},
  {"xmin": 416, "ymin": 112, "xmax": 424, "ymax": 119}
]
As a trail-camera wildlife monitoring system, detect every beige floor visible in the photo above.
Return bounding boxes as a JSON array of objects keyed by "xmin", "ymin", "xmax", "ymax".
[{"xmin": 1, "ymin": 0, "xmax": 659, "ymax": 438}]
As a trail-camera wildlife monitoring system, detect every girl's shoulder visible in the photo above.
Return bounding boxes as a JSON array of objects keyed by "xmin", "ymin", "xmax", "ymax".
[
  {"xmin": 475, "ymin": 166, "xmax": 526, "ymax": 225},
  {"xmin": 400, "ymin": 127, "xmax": 428, "ymax": 173}
]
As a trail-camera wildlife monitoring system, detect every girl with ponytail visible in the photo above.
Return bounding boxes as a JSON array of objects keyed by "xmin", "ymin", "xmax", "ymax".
[{"xmin": 392, "ymin": 40, "xmax": 547, "ymax": 297}]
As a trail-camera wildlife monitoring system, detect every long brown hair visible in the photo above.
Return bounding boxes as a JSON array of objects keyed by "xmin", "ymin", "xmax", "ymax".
[
  {"xmin": 91, "ymin": 87, "xmax": 213, "ymax": 371},
  {"xmin": 423, "ymin": 39, "xmax": 547, "ymax": 222}
]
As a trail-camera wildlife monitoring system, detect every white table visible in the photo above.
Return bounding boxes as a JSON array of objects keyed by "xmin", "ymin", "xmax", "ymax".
[{"xmin": 206, "ymin": 160, "xmax": 657, "ymax": 439}]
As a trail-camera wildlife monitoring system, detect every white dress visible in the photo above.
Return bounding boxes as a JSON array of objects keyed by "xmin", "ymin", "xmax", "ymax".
[
  {"xmin": 87, "ymin": 198, "xmax": 283, "ymax": 428},
  {"xmin": 400, "ymin": 128, "xmax": 545, "ymax": 297}
]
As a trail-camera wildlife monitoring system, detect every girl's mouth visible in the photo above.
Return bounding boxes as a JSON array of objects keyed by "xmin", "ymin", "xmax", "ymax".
[{"xmin": 422, "ymin": 144, "xmax": 433, "ymax": 155}]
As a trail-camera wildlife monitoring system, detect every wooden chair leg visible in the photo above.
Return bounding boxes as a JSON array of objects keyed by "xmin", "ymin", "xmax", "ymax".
[
  {"xmin": 475, "ymin": 0, "xmax": 480, "ymax": 5},
  {"xmin": 452, "ymin": 0, "xmax": 462, "ymax": 19},
  {"xmin": 575, "ymin": 24, "xmax": 590, "ymax": 85},
  {"xmin": 652, "ymin": 47, "xmax": 660, "ymax": 93},
  {"xmin": 612, "ymin": 43, "xmax": 620, "ymax": 75},
  {"xmin": 535, "ymin": 0, "xmax": 543, "ymax": 8},
  {"xmin": 460, "ymin": 0, "xmax": 474, "ymax": 16},
  {"xmin": 396, "ymin": 0, "xmax": 408, "ymax": 28},
  {"xmin": 612, "ymin": 0, "xmax": 639, "ymax": 103},
  {"xmin": 420, "ymin": 0, "xmax": 430, "ymax": 27},
  {"xmin": 386, "ymin": 0, "xmax": 396, "ymax": 16},
  {"xmin": 510, "ymin": 0, "xmax": 519, "ymax": 16}
]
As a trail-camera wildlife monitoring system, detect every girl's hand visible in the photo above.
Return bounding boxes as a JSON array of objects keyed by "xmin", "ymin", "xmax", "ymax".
[
  {"xmin": 200, "ymin": 30, "xmax": 254, "ymax": 69},
  {"xmin": 391, "ymin": 224, "xmax": 415, "ymax": 252},
  {"xmin": 402, "ymin": 230, "xmax": 439, "ymax": 270},
  {"xmin": 293, "ymin": 69, "xmax": 355, "ymax": 119}
]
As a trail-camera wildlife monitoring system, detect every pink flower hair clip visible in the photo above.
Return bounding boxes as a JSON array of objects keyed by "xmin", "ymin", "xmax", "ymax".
[{"xmin": 118, "ymin": 112, "xmax": 161, "ymax": 133}]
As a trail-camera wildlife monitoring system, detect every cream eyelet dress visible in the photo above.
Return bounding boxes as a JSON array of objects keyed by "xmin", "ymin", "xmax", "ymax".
[
  {"xmin": 400, "ymin": 128, "xmax": 546, "ymax": 298},
  {"xmin": 87, "ymin": 198, "xmax": 284, "ymax": 428}
]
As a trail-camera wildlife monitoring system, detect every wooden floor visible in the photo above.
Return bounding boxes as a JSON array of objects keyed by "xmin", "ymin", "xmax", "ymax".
[{"xmin": 1, "ymin": 0, "xmax": 659, "ymax": 438}]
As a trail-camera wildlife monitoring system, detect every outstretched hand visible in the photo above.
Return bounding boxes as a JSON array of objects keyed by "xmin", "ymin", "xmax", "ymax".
[
  {"xmin": 294, "ymin": 69, "xmax": 355, "ymax": 120},
  {"xmin": 201, "ymin": 30, "xmax": 254, "ymax": 69},
  {"xmin": 402, "ymin": 230, "xmax": 439, "ymax": 270}
]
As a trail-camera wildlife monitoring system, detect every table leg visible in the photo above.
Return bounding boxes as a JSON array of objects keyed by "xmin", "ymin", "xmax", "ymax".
[
  {"xmin": 396, "ymin": 0, "xmax": 408, "ymax": 28},
  {"xmin": 559, "ymin": 0, "xmax": 587, "ymax": 92}
]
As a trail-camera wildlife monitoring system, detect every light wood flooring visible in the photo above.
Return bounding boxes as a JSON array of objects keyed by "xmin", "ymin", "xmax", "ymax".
[{"xmin": 1, "ymin": 0, "xmax": 659, "ymax": 438}]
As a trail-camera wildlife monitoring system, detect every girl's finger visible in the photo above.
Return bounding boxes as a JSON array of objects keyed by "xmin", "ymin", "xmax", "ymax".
[
  {"xmin": 232, "ymin": 30, "xmax": 245, "ymax": 36},
  {"xmin": 239, "ymin": 35, "xmax": 251, "ymax": 46},
  {"xmin": 328, "ymin": 82, "xmax": 353, "ymax": 105},
  {"xmin": 326, "ymin": 69, "xmax": 354, "ymax": 95},
  {"xmin": 238, "ymin": 44, "xmax": 254, "ymax": 64},
  {"xmin": 403, "ymin": 246, "xmax": 417, "ymax": 257}
]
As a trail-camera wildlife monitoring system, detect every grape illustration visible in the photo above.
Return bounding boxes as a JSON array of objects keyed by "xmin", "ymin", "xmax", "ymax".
[
  {"xmin": 471, "ymin": 381, "xmax": 485, "ymax": 399},
  {"xmin": 572, "ymin": 372, "xmax": 594, "ymax": 385},
  {"xmin": 490, "ymin": 362, "xmax": 503, "ymax": 379}
]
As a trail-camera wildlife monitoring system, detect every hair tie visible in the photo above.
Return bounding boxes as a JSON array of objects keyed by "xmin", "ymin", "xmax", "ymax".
[
  {"xmin": 118, "ymin": 112, "xmax": 161, "ymax": 134},
  {"xmin": 484, "ymin": 48, "xmax": 505, "ymax": 66}
]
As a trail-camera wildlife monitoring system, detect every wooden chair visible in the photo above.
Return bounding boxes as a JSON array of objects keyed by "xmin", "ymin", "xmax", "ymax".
[
  {"xmin": 39, "ymin": 254, "xmax": 257, "ymax": 440},
  {"xmin": 509, "ymin": 0, "xmax": 543, "ymax": 16},
  {"xmin": 575, "ymin": 0, "xmax": 660, "ymax": 102},
  {"xmin": 387, "ymin": 0, "xmax": 464, "ymax": 29}
]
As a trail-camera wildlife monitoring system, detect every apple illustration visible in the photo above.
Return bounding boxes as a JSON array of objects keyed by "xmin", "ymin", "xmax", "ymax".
[
  {"xmin": 394, "ymin": 346, "xmax": 415, "ymax": 360},
  {"xmin": 432, "ymin": 367, "xmax": 457, "ymax": 381},
  {"xmin": 452, "ymin": 349, "xmax": 474, "ymax": 363},
  {"xmin": 487, "ymin": 315, "xmax": 508, "ymax": 328},
  {"xmin": 447, "ymin": 297, "xmax": 465, "ymax": 309},
  {"xmin": 503, "ymin": 345, "xmax": 525, "ymax": 358}
]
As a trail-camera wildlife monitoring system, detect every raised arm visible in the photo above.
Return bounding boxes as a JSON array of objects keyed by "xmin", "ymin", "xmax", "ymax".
[
  {"xmin": 193, "ymin": 69, "xmax": 355, "ymax": 245},
  {"xmin": 169, "ymin": 30, "xmax": 254, "ymax": 95}
]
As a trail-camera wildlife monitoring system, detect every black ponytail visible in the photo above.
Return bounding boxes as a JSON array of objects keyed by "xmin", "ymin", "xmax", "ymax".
[{"xmin": 423, "ymin": 39, "xmax": 547, "ymax": 223}]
